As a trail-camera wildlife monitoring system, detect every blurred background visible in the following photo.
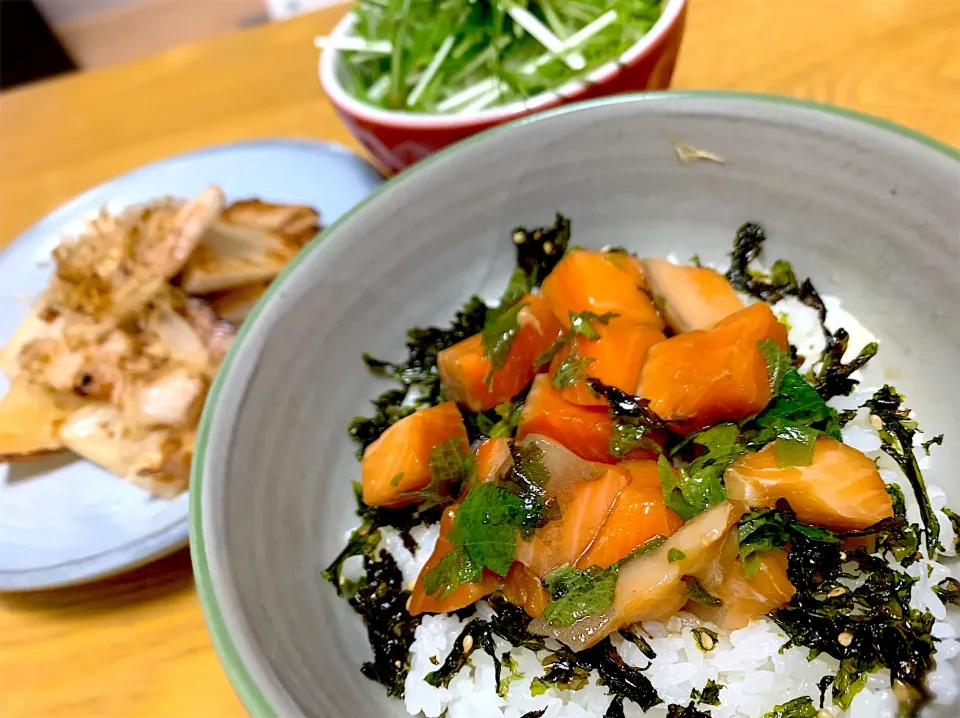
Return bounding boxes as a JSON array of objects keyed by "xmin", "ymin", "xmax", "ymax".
[{"xmin": 2, "ymin": 0, "xmax": 344, "ymax": 88}]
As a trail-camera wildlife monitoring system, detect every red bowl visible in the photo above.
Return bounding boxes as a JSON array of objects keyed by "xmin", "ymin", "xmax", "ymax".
[{"xmin": 320, "ymin": 0, "xmax": 688, "ymax": 174}]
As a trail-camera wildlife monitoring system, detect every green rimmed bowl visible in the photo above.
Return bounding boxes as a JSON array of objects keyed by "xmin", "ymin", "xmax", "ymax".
[{"xmin": 190, "ymin": 92, "xmax": 960, "ymax": 718}]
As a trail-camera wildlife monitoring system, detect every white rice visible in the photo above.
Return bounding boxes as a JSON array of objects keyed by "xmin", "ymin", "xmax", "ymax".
[{"xmin": 369, "ymin": 294, "xmax": 959, "ymax": 717}]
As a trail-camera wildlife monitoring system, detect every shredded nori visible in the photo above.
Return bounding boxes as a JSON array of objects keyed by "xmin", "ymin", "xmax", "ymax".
[
  {"xmin": 348, "ymin": 296, "xmax": 488, "ymax": 458},
  {"xmin": 810, "ymin": 326, "xmax": 879, "ymax": 400},
  {"xmin": 511, "ymin": 213, "xmax": 572, "ymax": 284},
  {"xmin": 520, "ymin": 710, "xmax": 547, "ymax": 718},
  {"xmin": 605, "ymin": 696, "xmax": 626, "ymax": 718},
  {"xmin": 587, "ymin": 378, "xmax": 667, "ymax": 427},
  {"xmin": 865, "ymin": 386, "xmax": 941, "ymax": 552},
  {"xmin": 933, "ymin": 577, "xmax": 960, "ymax": 605},
  {"xmin": 666, "ymin": 703, "xmax": 712, "ymax": 717},
  {"xmin": 772, "ymin": 528, "xmax": 937, "ymax": 716},
  {"xmin": 425, "ymin": 619, "xmax": 501, "ymax": 690},
  {"xmin": 618, "ymin": 628, "xmax": 657, "ymax": 660},
  {"xmin": 348, "ymin": 550, "xmax": 422, "ymax": 698},
  {"xmin": 725, "ymin": 222, "xmax": 878, "ymax": 399},
  {"xmin": 691, "ymin": 679, "xmax": 723, "ymax": 706}
]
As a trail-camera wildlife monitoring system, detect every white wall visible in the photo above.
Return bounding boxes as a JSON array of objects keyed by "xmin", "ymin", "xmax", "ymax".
[{"xmin": 36, "ymin": 0, "xmax": 344, "ymax": 27}]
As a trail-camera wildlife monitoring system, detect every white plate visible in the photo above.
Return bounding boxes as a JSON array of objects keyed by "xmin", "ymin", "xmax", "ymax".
[{"xmin": 0, "ymin": 139, "xmax": 383, "ymax": 591}]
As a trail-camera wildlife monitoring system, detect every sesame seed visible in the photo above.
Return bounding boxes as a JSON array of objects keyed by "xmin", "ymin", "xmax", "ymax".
[
  {"xmin": 700, "ymin": 633, "xmax": 715, "ymax": 650},
  {"xmin": 394, "ymin": 660, "xmax": 402, "ymax": 668},
  {"xmin": 838, "ymin": 631, "xmax": 854, "ymax": 647},
  {"xmin": 839, "ymin": 551, "xmax": 847, "ymax": 561},
  {"xmin": 827, "ymin": 587, "xmax": 847, "ymax": 598},
  {"xmin": 513, "ymin": 231, "xmax": 526, "ymax": 244},
  {"xmin": 870, "ymin": 414, "xmax": 883, "ymax": 431},
  {"xmin": 543, "ymin": 241, "xmax": 555, "ymax": 255},
  {"xmin": 405, "ymin": 596, "xmax": 413, "ymax": 612},
  {"xmin": 462, "ymin": 635, "xmax": 474, "ymax": 652}
]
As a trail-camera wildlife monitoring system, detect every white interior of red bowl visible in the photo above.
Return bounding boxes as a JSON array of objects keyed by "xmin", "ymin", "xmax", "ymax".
[{"xmin": 318, "ymin": 0, "xmax": 687, "ymax": 129}]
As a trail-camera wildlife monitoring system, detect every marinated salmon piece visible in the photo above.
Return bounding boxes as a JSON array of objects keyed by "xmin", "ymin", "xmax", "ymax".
[
  {"xmin": 475, "ymin": 437, "xmax": 512, "ymax": 483},
  {"xmin": 408, "ymin": 505, "xmax": 501, "ymax": 615},
  {"xmin": 530, "ymin": 501, "xmax": 743, "ymax": 651},
  {"xmin": 361, "ymin": 402, "xmax": 469, "ymax": 508},
  {"xmin": 515, "ymin": 465, "xmax": 628, "ymax": 577},
  {"xmin": 548, "ymin": 317, "xmax": 665, "ymax": 407},
  {"xmin": 540, "ymin": 250, "xmax": 663, "ymax": 330},
  {"xmin": 517, "ymin": 375, "xmax": 662, "ymax": 464},
  {"xmin": 640, "ymin": 258, "xmax": 745, "ymax": 332},
  {"xmin": 690, "ymin": 533, "xmax": 794, "ymax": 629},
  {"xmin": 501, "ymin": 562, "xmax": 551, "ymax": 618},
  {"xmin": 438, "ymin": 294, "xmax": 563, "ymax": 412},
  {"xmin": 576, "ymin": 460, "xmax": 684, "ymax": 569},
  {"xmin": 601, "ymin": 251, "xmax": 649, "ymax": 291},
  {"xmin": 724, "ymin": 437, "xmax": 894, "ymax": 531},
  {"xmin": 638, "ymin": 303, "xmax": 788, "ymax": 433}
]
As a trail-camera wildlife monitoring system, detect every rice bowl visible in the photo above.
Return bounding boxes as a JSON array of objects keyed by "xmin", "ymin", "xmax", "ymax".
[{"xmin": 190, "ymin": 93, "xmax": 960, "ymax": 718}]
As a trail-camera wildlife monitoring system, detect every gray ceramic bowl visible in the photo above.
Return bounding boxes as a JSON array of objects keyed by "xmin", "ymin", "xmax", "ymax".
[{"xmin": 190, "ymin": 92, "xmax": 960, "ymax": 718}]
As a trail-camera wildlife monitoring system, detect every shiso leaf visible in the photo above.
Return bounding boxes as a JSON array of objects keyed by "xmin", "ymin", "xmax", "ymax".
[
  {"xmin": 552, "ymin": 354, "xmax": 596, "ymax": 389},
  {"xmin": 542, "ymin": 563, "xmax": 618, "ymax": 628}
]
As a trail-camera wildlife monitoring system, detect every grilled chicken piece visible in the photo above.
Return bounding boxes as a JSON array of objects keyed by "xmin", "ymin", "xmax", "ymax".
[
  {"xmin": 0, "ymin": 377, "xmax": 86, "ymax": 461},
  {"xmin": 58, "ymin": 403, "xmax": 194, "ymax": 498}
]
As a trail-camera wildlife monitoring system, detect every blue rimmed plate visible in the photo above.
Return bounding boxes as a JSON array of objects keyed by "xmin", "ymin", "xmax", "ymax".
[{"xmin": 0, "ymin": 139, "xmax": 382, "ymax": 591}]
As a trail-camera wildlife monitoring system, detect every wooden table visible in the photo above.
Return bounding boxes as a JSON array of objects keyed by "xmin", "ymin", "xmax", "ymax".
[{"xmin": 0, "ymin": 1, "xmax": 957, "ymax": 716}]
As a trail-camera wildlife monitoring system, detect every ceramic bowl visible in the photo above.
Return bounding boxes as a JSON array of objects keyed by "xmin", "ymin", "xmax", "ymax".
[
  {"xmin": 191, "ymin": 92, "xmax": 960, "ymax": 718},
  {"xmin": 319, "ymin": 0, "xmax": 687, "ymax": 173}
]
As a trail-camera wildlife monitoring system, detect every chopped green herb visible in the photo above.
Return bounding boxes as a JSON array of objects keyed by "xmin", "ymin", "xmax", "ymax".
[
  {"xmin": 423, "ymin": 441, "xmax": 555, "ymax": 596},
  {"xmin": 542, "ymin": 563, "xmax": 618, "ymax": 628},
  {"xmin": 691, "ymin": 627, "xmax": 719, "ymax": 652},
  {"xmin": 609, "ymin": 417, "xmax": 661, "ymax": 459},
  {"xmin": 921, "ymin": 434, "xmax": 944, "ymax": 455},
  {"xmin": 667, "ymin": 548, "xmax": 686, "ymax": 562},
  {"xmin": 772, "ymin": 423, "xmax": 820, "ymax": 468},
  {"xmin": 399, "ymin": 438, "xmax": 474, "ymax": 508},
  {"xmin": 691, "ymin": 679, "xmax": 722, "ymax": 706},
  {"xmin": 389, "ymin": 472, "xmax": 404, "ymax": 487},
  {"xmin": 474, "ymin": 398, "xmax": 525, "ymax": 439},
  {"xmin": 483, "ymin": 299, "xmax": 527, "ymax": 371},
  {"xmin": 689, "ymin": 254, "xmax": 703, "ymax": 267},
  {"xmin": 684, "ymin": 580, "xmax": 723, "ymax": 607},
  {"xmin": 535, "ymin": 309, "xmax": 617, "ymax": 366},
  {"xmin": 760, "ymin": 696, "xmax": 818, "ymax": 718},
  {"xmin": 552, "ymin": 354, "xmax": 596, "ymax": 389},
  {"xmin": 758, "ymin": 338, "xmax": 790, "ymax": 395},
  {"xmin": 658, "ymin": 454, "xmax": 726, "ymax": 521},
  {"xmin": 570, "ymin": 310, "xmax": 618, "ymax": 339}
]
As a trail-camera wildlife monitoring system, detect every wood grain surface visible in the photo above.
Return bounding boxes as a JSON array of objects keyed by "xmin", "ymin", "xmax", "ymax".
[{"xmin": 0, "ymin": 1, "xmax": 957, "ymax": 716}]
